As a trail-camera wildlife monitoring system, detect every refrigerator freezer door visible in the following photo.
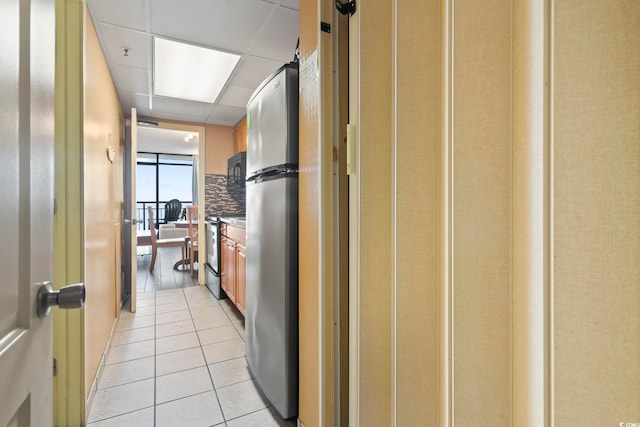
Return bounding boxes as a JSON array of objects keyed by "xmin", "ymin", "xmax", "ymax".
[
  {"xmin": 245, "ymin": 175, "xmax": 298, "ymax": 419},
  {"xmin": 246, "ymin": 65, "xmax": 299, "ymax": 178}
]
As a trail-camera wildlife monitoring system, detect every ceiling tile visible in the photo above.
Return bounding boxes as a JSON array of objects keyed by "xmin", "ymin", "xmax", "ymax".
[
  {"xmin": 119, "ymin": 91, "xmax": 152, "ymax": 116},
  {"xmin": 229, "ymin": 56, "xmax": 283, "ymax": 90},
  {"xmin": 281, "ymin": 0, "xmax": 300, "ymax": 11},
  {"xmin": 110, "ymin": 64, "xmax": 149, "ymax": 94},
  {"xmin": 207, "ymin": 105, "xmax": 246, "ymax": 126},
  {"xmin": 261, "ymin": 0, "xmax": 300, "ymax": 11},
  {"xmin": 151, "ymin": 96, "xmax": 214, "ymax": 119},
  {"xmin": 87, "ymin": 0, "xmax": 147, "ymax": 31},
  {"xmin": 147, "ymin": 110, "xmax": 209, "ymax": 124},
  {"xmin": 98, "ymin": 23, "xmax": 150, "ymax": 69},
  {"xmin": 149, "ymin": 0, "xmax": 274, "ymax": 53},
  {"xmin": 137, "ymin": 127, "xmax": 199, "ymax": 155},
  {"xmin": 218, "ymin": 85, "xmax": 254, "ymax": 109},
  {"xmin": 250, "ymin": 7, "xmax": 299, "ymax": 63}
]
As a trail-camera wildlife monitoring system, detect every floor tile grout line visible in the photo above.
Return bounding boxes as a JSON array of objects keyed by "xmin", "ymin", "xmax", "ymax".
[
  {"xmin": 155, "ymin": 388, "xmax": 217, "ymax": 409},
  {"xmin": 95, "ymin": 375, "xmax": 155, "ymax": 392},
  {"xmin": 156, "ymin": 343, "xmax": 201, "ymax": 356},
  {"xmin": 206, "ymin": 355, "xmax": 246, "ymax": 367},
  {"xmin": 211, "ymin": 377, "xmax": 257, "ymax": 391},
  {"xmin": 223, "ymin": 405, "xmax": 275, "ymax": 423},
  {"xmin": 101, "ymin": 355, "xmax": 154, "ymax": 368},
  {"xmin": 188, "ymin": 288, "xmax": 229, "ymax": 424},
  {"xmin": 155, "ymin": 362, "xmax": 208, "ymax": 379},
  {"xmin": 104, "ymin": 353, "xmax": 155, "ymax": 367},
  {"xmin": 199, "ymin": 336, "xmax": 244, "ymax": 348},
  {"xmin": 86, "ymin": 404, "xmax": 155, "ymax": 425},
  {"xmin": 108, "ymin": 337, "xmax": 155, "ymax": 349}
]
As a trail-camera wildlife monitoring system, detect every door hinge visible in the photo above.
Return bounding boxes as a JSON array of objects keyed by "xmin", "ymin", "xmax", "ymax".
[
  {"xmin": 321, "ymin": 21, "xmax": 331, "ymax": 33},
  {"xmin": 54, "ymin": 199, "xmax": 57, "ymax": 216},
  {"xmin": 335, "ymin": 0, "xmax": 356, "ymax": 16},
  {"xmin": 53, "ymin": 358, "xmax": 57, "ymax": 377},
  {"xmin": 346, "ymin": 123, "xmax": 356, "ymax": 175}
]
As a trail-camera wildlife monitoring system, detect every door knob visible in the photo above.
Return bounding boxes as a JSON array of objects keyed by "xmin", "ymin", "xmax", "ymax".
[
  {"xmin": 36, "ymin": 281, "xmax": 86, "ymax": 318},
  {"xmin": 124, "ymin": 218, "xmax": 139, "ymax": 225}
]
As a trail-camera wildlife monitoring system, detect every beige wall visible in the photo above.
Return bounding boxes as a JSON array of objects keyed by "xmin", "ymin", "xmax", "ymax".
[
  {"xmin": 298, "ymin": 0, "xmax": 321, "ymax": 425},
  {"xmin": 351, "ymin": 0, "xmax": 640, "ymax": 425},
  {"xmin": 452, "ymin": 1, "xmax": 513, "ymax": 423},
  {"xmin": 356, "ymin": 1, "xmax": 393, "ymax": 425},
  {"xmin": 553, "ymin": 0, "xmax": 640, "ymax": 423},
  {"xmin": 204, "ymin": 124, "xmax": 234, "ymax": 175},
  {"xmin": 83, "ymin": 8, "xmax": 125, "ymax": 397},
  {"xmin": 395, "ymin": 0, "xmax": 440, "ymax": 424}
]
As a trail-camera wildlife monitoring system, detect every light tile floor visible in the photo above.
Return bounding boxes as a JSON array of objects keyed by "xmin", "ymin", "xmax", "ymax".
[
  {"xmin": 87, "ymin": 284, "xmax": 295, "ymax": 426},
  {"xmin": 136, "ymin": 246, "xmax": 198, "ymax": 293}
]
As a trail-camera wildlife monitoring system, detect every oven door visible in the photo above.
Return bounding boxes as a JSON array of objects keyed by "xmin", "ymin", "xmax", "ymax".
[
  {"xmin": 205, "ymin": 220, "xmax": 226, "ymax": 299},
  {"xmin": 205, "ymin": 221, "xmax": 219, "ymax": 274}
]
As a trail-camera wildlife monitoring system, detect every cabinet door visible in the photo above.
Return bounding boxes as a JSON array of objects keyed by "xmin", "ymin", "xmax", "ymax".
[
  {"xmin": 220, "ymin": 237, "xmax": 229, "ymax": 294},
  {"xmin": 223, "ymin": 238, "xmax": 237, "ymax": 302},
  {"xmin": 236, "ymin": 243, "xmax": 246, "ymax": 315}
]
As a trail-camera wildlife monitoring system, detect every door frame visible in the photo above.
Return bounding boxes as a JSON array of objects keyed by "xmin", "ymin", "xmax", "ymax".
[
  {"xmin": 123, "ymin": 119, "xmax": 207, "ymax": 293},
  {"xmin": 332, "ymin": 4, "xmax": 350, "ymax": 426},
  {"xmin": 347, "ymin": 4, "xmax": 360, "ymax": 425},
  {"xmin": 53, "ymin": 0, "xmax": 86, "ymax": 424}
]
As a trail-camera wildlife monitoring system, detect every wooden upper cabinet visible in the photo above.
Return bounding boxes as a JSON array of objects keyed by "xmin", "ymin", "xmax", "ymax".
[{"xmin": 233, "ymin": 116, "xmax": 247, "ymax": 153}]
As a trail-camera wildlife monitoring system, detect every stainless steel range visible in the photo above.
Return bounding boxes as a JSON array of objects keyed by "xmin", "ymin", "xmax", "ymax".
[{"xmin": 204, "ymin": 217, "xmax": 225, "ymax": 299}]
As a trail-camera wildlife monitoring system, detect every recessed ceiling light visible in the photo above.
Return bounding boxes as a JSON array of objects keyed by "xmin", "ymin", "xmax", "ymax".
[{"xmin": 153, "ymin": 37, "xmax": 241, "ymax": 104}]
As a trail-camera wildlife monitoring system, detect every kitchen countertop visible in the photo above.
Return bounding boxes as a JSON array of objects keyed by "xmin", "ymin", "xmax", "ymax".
[{"xmin": 218, "ymin": 216, "xmax": 246, "ymax": 229}]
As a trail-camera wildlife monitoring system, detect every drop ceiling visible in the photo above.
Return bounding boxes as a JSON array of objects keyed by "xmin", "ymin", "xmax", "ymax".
[
  {"xmin": 137, "ymin": 126, "xmax": 199, "ymax": 155},
  {"xmin": 86, "ymin": 0, "xmax": 300, "ymax": 127}
]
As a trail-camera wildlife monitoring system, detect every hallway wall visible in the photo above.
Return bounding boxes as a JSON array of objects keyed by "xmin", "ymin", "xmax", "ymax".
[
  {"xmin": 83, "ymin": 7, "xmax": 125, "ymax": 401},
  {"xmin": 352, "ymin": 0, "xmax": 640, "ymax": 425}
]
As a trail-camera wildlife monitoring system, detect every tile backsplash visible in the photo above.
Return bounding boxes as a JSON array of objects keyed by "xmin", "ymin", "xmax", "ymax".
[{"xmin": 205, "ymin": 174, "xmax": 245, "ymax": 216}]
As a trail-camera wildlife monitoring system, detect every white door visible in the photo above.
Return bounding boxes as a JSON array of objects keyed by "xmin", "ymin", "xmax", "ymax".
[
  {"xmin": 124, "ymin": 108, "xmax": 138, "ymax": 312},
  {"xmin": 0, "ymin": 0, "xmax": 55, "ymax": 425}
]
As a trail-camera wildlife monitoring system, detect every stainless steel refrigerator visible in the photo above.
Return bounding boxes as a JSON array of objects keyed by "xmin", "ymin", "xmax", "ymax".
[{"xmin": 245, "ymin": 62, "xmax": 299, "ymax": 420}]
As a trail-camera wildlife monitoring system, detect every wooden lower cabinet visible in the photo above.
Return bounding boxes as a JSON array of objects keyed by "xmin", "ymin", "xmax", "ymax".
[
  {"xmin": 220, "ymin": 225, "xmax": 246, "ymax": 316},
  {"xmin": 221, "ymin": 236, "xmax": 236, "ymax": 303},
  {"xmin": 236, "ymin": 244, "xmax": 246, "ymax": 315}
]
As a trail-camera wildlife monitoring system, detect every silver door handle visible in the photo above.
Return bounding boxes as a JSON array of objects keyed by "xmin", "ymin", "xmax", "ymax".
[
  {"xmin": 124, "ymin": 218, "xmax": 139, "ymax": 225},
  {"xmin": 37, "ymin": 281, "xmax": 86, "ymax": 318}
]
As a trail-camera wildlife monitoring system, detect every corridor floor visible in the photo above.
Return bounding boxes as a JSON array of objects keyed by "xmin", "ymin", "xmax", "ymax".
[{"xmin": 87, "ymin": 250, "xmax": 294, "ymax": 426}]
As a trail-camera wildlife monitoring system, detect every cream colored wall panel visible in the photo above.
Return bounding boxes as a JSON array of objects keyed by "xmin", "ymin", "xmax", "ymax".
[
  {"xmin": 358, "ymin": 1, "xmax": 393, "ymax": 425},
  {"xmin": 84, "ymin": 8, "xmax": 125, "ymax": 397},
  {"xmin": 553, "ymin": 0, "xmax": 640, "ymax": 423},
  {"xmin": 394, "ymin": 0, "xmax": 441, "ymax": 424},
  {"xmin": 452, "ymin": 0, "xmax": 513, "ymax": 423},
  {"xmin": 298, "ymin": 0, "xmax": 321, "ymax": 425}
]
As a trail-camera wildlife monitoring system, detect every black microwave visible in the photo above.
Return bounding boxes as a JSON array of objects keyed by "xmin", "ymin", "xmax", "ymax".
[{"xmin": 227, "ymin": 151, "xmax": 246, "ymax": 190}]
